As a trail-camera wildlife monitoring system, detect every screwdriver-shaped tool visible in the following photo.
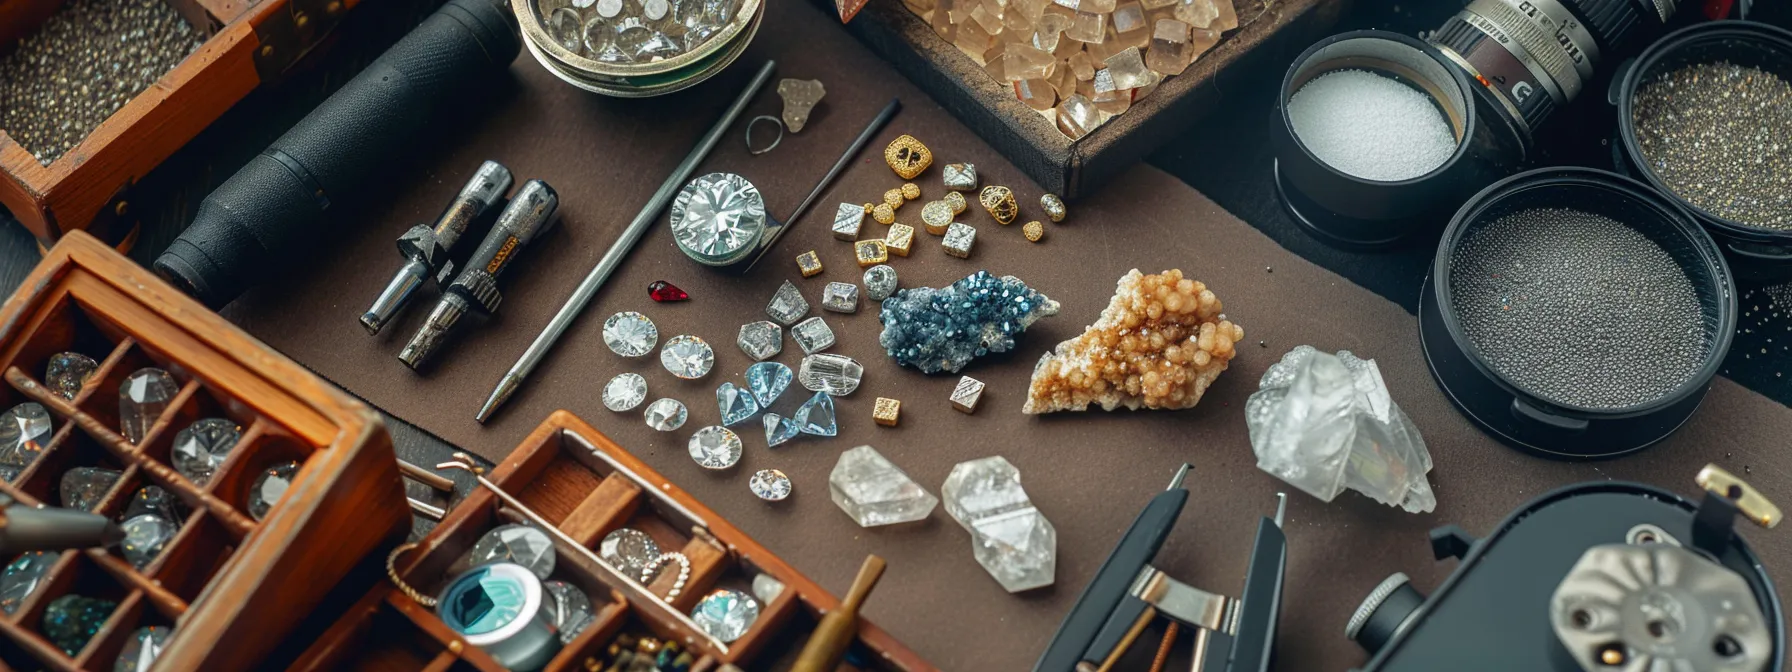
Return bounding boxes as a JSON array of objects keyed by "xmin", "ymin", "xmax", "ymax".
[
  {"xmin": 399, "ymin": 179, "xmax": 558, "ymax": 370},
  {"xmin": 362, "ymin": 161, "xmax": 515, "ymax": 335}
]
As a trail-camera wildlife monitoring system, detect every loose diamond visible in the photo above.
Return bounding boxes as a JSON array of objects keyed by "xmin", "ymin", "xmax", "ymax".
[
  {"xmin": 120, "ymin": 515, "xmax": 178, "ymax": 569},
  {"xmin": 763, "ymin": 413, "xmax": 800, "ymax": 447},
  {"xmin": 821, "ymin": 282, "xmax": 860, "ymax": 313},
  {"xmin": 798, "ymin": 354, "xmax": 863, "ymax": 396},
  {"xmin": 599, "ymin": 528, "xmax": 661, "ymax": 577},
  {"xmin": 544, "ymin": 580, "xmax": 594, "ymax": 644},
  {"xmin": 171, "ymin": 418, "xmax": 242, "ymax": 486},
  {"xmin": 59, "ymin": 467, "xmax": 121, "ymax": 511},
  {"xmin": 602, "ymin": 373, "xmax": 648, "ymax": 412},
  {"xmin": 829, "ymin": 445, "xmax": 938, "ymax": 527},
  {"xmin": 952, "ymin": 376, "xmax": 986, "ymax": 413},
  {"xmin": 669, "ymin": 173, "xmax": 767, "ymax": 264},
  {"xmin": 688, "ymin": 426, "xmax": 743, "ymax": 469},
  {"xmin": 749, "ymin": 469, "xmax": 792, "ymax": 501},
  {"xmin": 660, "ymin": 335, "xmax": 715, "ymax": 379},
  {"xmin": 648, "ymin": 280, "xmax": 689, "ymax": 302},
  {"xmin": 943, "ymin": 163, "xmax": 979, "ymax": 191},
  {"xmin": 751, "ymin": 573, "xmax": 785, "ymax": 604},
  {"xmin": 114, "ymin": 626, "xmax": 170, "ymax": 672},
  {"xmin": 766, "ymin": 281, "xmax": 810, "ymax": 326},
  {"xmin": 791, "ymin": 317, "xmax": 836, "ymax": 354},
  {"xmin": 0, "ymin": 402, "xmax": 51, "ymax": 482},
  {"xmin": 603, "ymin": 312, "xmax": 659, "ymax": 357},
  {"xmin": 0, "ymin": 551, "xmax": 58, "ymax": 614},
  {"xmin": 119, "ymin": 368, "xmax": 178, "ymax": 445},
  {"xmin": 691, "ymin": 589, "xmax": 760, "ymax": 643},
  {"xmin": 736, "ymin": 321, "xmax": 783, "ymax": 361},
  {"xmin": 794, "ymin": 392, "xmax": 838, "ymax": 436},
  {"xmin": 44, "ymin": 353, "xmax": 98, "ymax": 401},
  {"xmin": 716, "ymin": 383, "xmax": 760, "ymax": 426},
  {"xmin": 746, "ymin": 362, "xmax": 793, "ymax": 406},
  {"xmin": 863, "ymin": 265, "xmax": 898, "ymax": 301},
  {"xmin": 943, "ymin": 222, "xmax": 977, "ymax": 258},
  {"xmin": 124, "ymin": 486, "xmax": 184, "ymax": 522},
  {"xmin": 247, "ymin": 460, "xmax": 301, "ymax": 521},
  {"xmin": 943, "ymin": 456, "xmax": 1056, "ymax": 592},
  {"xmin": 644, "ymin": 399, "xmax": 688, "ymax": 431},
  {"xmin": 468, "ymin": 524, "xmax": 557, "ymax": 579},
  {"xmin": 43, "ymin": 594, "xmax": 116, "ymax": 656},
  {"xmin": 833, "ymin": 203, "xmax": 866, "ymax": 241}
]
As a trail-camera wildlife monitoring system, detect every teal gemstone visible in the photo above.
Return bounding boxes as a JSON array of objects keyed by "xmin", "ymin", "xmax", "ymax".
[
  {"xmin": 745, "ymin": 362, "xmax": 792, "ymax": 407},
  {"xmin": 43, "ymin": 594, "xmax": 116, "ymax": 656},
  {"xmin": 762, "ymin": 413, "xmax": 800, "ymax": 447},
  {"xmin": 715, "ymin": 383, "xmax": 760, "ymax": 427},
  {"xmin": 793, "ymin": 392, "xmax": 837, "ymax": 437}
]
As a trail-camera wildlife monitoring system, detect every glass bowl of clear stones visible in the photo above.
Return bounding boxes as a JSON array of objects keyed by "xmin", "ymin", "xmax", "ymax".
[{"xmin": 517, "ymin": 0, "xmax": 765, "ymax": 96}]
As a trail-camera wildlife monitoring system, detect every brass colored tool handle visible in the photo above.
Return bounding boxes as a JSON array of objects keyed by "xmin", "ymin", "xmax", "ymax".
[{"xmin": 793, "ymin": 555, "xmax": 886, "ymax": 672}]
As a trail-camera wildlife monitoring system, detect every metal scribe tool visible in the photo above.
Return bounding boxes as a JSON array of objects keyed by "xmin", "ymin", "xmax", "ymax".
[
  {"xmin": 399, "ymin": 179, "xmax": 559, "ymax": 369},
  {"xmin": 363, "ymin": 161, "xmax": 514, "ymax": 335},
  {"xmin": 474, "ymin": 60, "xmax": 777, "ymax": 422}
]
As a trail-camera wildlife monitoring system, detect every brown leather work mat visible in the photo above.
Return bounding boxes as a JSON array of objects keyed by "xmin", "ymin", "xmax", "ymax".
[{"xmin": 227, "ymin": 0, "xmax": 1792, "ymax": 667}]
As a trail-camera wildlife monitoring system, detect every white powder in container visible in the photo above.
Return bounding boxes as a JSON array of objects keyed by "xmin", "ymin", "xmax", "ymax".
[{"xmin": 1287, "ymin": 69, "xmax": 1458, "ymax": 182}]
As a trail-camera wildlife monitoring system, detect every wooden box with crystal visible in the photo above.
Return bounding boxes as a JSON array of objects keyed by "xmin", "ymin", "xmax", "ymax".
[
  {"xmin": 0, "ymin": 0, "xmax": 362, "ymax": 246},
  {"xmin": 0, "ymin": 231, "xmax": 409, "ymax": 670},
  {"xmin": 291, "ymin": 410, "xmax": 932, "ymax": 671},
  {"xmin": 816, "ymin": 0, "xmax": 1343, "ymax": 198}
]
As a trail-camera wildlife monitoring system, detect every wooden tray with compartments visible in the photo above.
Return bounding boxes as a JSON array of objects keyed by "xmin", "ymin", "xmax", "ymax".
[
  {"xmin": 0, "ymin": 230, "xmax": 408, "ymax": 670},
  {"xmin": 0, "ymin": 0, "xmax": 359, "ymax": 246},
  {"xmin": 291, "ymin": 410, "xmax": 934, "ymax": 671}
]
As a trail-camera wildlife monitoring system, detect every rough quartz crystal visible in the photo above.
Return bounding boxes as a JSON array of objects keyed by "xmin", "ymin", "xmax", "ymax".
[
  {"xmin": 943, "ymin": 457, "xmax": 1056, "ymax": 592},
  {"xmin": 791, "ymin": 317, "xmax": 836, "ymax": 355},
  {"xmin": 603, "ymin": 311, "xmax": 659, "ymax": 357},
  {"xmin": 468, "ymin": 524, "xmax": 557, "ymax": 579},
  {"xmin": 0, "ymin": 551, "xmax": 58, "ymax": 614},
  {"xmin": 171, "ymin": 418, "xmax": 242, "ymax": 486},
  {"xmin": 716, "ymin": 383, "xmax": 760, "ymax": 427},
  {"xmin": 59, "ymin": 467, "xmax": 121, "ymax": 511},
  {"xmin": 0, "ymin": 402, "xmax": 51, "ymax": 481},
  {"xmin": 1146, "ymin": 19, "xmax": 1194, "ymax": 75},
  {"xmin": 766, "ymin": 281, "xmax": 810, "ymax": 326},
  {"xmin": 644, "ymin": 398, "xmax": 689, "ymax": 431},
  {"xmin": 1025, "ymin": 269, "xmax": 1242, "ymax": 413},
  {"xmin": 119, "ymin": 368, "xmax": 179, "ymax": 445},
  {"xmin": 248, "ymin": 461, "xmax": 301, "ymax": 520},
  {"xmin": 863, "ymin": 264, "xmax": 899, "ymax": 301},
  {"xmin": 1056, "ymin": 94, "xmax": 1101, "ymax": 140},
  {"xmin": 44, "ymin": 352, "xmax": 98, "ymax": 401},
  {"xmin": 880, "ymin": 271, "xmax": 1060, "ymax": 374},
  {"xmin": 737, "ymin": 321, "xmax": 783, "ymax": 361},
  {"xmin": 776, "ymin": 79, "xmax": 825, "ymax": 133},
  {"xmin": 603, "ymin": 373, "xmax": 648, "ymax": 412},
  {"xmin": 821, "ymin": 282, "xmax": 860, "ymax": 314},
  {"xmin": 660, "ymin": 335, "xmax": 715, "ymax": 379},
  {"xmin": 798, "ymin": 353, "xmax": 863, "ymax": 396},
  {"xmin": 746, "ymin": 362, "xmax": 793, "ymax": 406},
  {"xmin": 1247, "ymin": 346, "xmax": 1435, "ymax": 513},
  {"xmin": 829, "ymin": 446, "xmax": 938, "ymax": 527}
]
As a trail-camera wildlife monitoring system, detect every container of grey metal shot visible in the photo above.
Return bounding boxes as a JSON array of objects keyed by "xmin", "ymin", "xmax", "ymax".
[
  {"xmin": 1272, "ymin": 31, "xmax": 1484, "ymax": 250},
  {"xmin": 1419, "ymin": 167, "xmax": 1735, "ymax": 459},
  {"xmin": 1612, "ymin": 21, "xmax": 1792, "ymax": 284}
]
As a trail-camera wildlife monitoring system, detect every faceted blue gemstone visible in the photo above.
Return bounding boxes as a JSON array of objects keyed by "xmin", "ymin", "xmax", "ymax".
[
  {"xmin": 745, "ymin": 362, "xmax": 793, "ymax": 407},
  {"xmin": 763, "ymin": 413, "xmax": 800, "ymax": 447},
  {"xmin": 793, "ymin": 392, "xmax": 837, "ymax": 437},
  {"xmin": 716, "ymin": 382, "xmax": 760, "ymax": 427}
]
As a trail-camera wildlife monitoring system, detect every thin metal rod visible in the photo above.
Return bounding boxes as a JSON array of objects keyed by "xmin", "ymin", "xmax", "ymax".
[
  {"xmin": 476, "ymin": 60, "xmax": 778, "ymax": 422},
  {"xmin": 408, "ymin": 497, "xmax": 446, "ymax": 520},
  {"xmin": 1273, "ymin": 492, "xmax": 1286, "ymax": 528},
  {"xmin": 434, "ymin": 455, "xmax": 732, "ymax": 654},
  {"xmin": 400, "ymin": 459, "xmax": 455, "ymax": 491},
  {"xmin": 744, "ymin": 98, "xmax": 901, "ymax": 272}
]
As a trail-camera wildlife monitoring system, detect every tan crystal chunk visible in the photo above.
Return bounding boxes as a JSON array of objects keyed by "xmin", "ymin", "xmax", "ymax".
[
  {"xmin": 984, "ymin": 52, "xmax": 1008, "ymax": 81},
  {"xmin": 1057, "ymin": 94, "xmax": 1101, "ymax": 139},
  {"xmin": 1024, "ymin": 269, "xmax": 1243, "ymax": 414},
  {"xmin": 1006, "ymin": 44, "xmax": 1057, "ymax": 81},
  {"xmin": 969, "ymin": 4, "xmax": 1003, "ymax": 34},
  {"xmin": 1015, "ymin": 78, "xmax": 1058, "ymax": 111},
  {"xmin": 1069, "ymin": 51, "xmax": 1097, "ymax": 80},
  {"xmin": 1066, "ymin": 11, "xmax": 1105, "ymax": 42},
  {"xmin": 1211, "ymin": 0, "xmax": 1236, "ymax": 30},
  {"xmin": 777, "ymin": 79, "xmax": 826, "ymax": 133},
  {"xmin": 1050, "ymin": 0, "xmax": 1114, "ymax": 12},
  {"xmin": 1173, "ymin": 0, "xmax": 1217, "ymax": 28},
  {"xmin": 1111, "ymin": 2, "xmax": 1149, "ymax": 46},
  {"xmin": 1104, "ymin": 46, "xmax": 1152, "ymax": 89},
  {"xmin": 1146, "ymin": 18, "xmax": 1193, "ymax": 75},
  {"xmin": 1014, "ymin": 0, "xmax": 1050, "ymax": 22},
  {"xmin": 955, "ymin": 21, "xmax": 995, "ymax": 62}
]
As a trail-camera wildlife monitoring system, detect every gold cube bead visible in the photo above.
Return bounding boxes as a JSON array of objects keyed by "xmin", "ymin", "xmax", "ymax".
[
  {"xmin": 884, "ymin": 134, "xmax": 933, "ymax": 180},
  {"xmin": 885, "ymin": 223, "xmax": 915, "ymax": 257},
  {"xmin": 944, "ymin": 190, "xmax": 968, "ymax": 214},
  {"xmin": 980, "ymin": 185, "xmax": 1019, "ymax": 225},
  {"xmin": 873, "ymin": 397, "xmax": 901, "ymax": 426},
  {"xmin": 872, "ymin": 203, "xmax": 896, "ymax": 224},
  {"xmin": 855, "ymin": 239, "xmax": 889, "ymax": 267},
  {"xmin": 796, "ymin": 250, "xmax": 824, "ymax": 277},
  {"xmin": 884, "ymin": 188, "xmax": 906, "ymax": 209},
  {"xmin": 901, "ymin": 182, "xmax": 921, "ymax": 200},
  {"xmin": 1023, "ymin": 220, "xmax": 1045, "ymax": 242}
]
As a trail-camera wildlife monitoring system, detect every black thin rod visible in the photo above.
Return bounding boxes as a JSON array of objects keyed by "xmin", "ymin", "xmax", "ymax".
[{"xmin": 745, "ymin": 98, "xmax": 901, "ymax": 272}]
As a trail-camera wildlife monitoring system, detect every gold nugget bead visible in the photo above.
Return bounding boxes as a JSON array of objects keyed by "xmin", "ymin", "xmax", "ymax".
[
  {"xmin": 901, "ymin": 182, "xmax": 921, "ymax": 200},
  {"xmin": 884, "ymin": 134, "xmax": 933, "ymax": 180},
  {"xmin": 886, "ymin": 223, "xmax": 916, "ymax": 257},
  {"xmin": 944, "ymin": 190, "xmax": 968, "ymax": 214},
  {"xmin": 1023, "ymin": 221, "xmax": 1045, "ymax": 242},
  {"xmin": 980, "ymin": 185, "xmax": 1018, "ymax": 225},
  {"xmin": 884, "ymin": 188, "xmax": 906, "ymax": 209},
  {"xmin": 796, "ymin": 250, "xmax": 824, "ymax": 277},
  {"xmin": 855, "ymin": 239, "xmax": 889, "ymax": 267},
  {"xmin": 872, "ymin": 203, "xmax": 896, "ymax": 224},
  {"xmin": 873, "ymin": 397, "xmax": 901, "ymax": 426}
]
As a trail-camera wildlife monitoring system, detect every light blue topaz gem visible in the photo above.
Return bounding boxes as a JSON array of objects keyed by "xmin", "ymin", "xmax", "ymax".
[
  {"xmin": 793, "ymin": 392, "xmax": 837, "ymax": 437},
  {"xmin": 717, "ymin": 382, "xmax": 760, "ymax": 427},
  {"xmin": 763, "ymin": 413, "xmax": 800, "ymax": 447},
  {"xmin": 745, "ymin": 362, "xmax": 792, "ymax": 407}
]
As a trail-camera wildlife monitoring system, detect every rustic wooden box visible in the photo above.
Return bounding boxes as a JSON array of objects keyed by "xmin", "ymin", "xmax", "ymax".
[
  {"xmin": 0, "ymin": 231, "xmax": 408, "ymax": 670},
  {"xmin": 823, "ymin": 0, "xmax": 1346, "ymax": 198},
  {"xmin": 292, "ymin": 410, "xmax": 933, "ymax": 671},
  {"xmin": 0, "ymin": 0, "xmax": 360, "ymax": 246}
]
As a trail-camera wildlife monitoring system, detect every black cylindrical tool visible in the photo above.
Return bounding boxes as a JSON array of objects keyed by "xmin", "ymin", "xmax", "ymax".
[
  {"xmin": 362, "ymin": 160, "xmax": 515, "ymax": 335},
  {"xmin": 399, "ymin": 179, "xmax": 558, "ymax": 370},
  {"xmin": 154, "ymin": 0, "xmax": 521, "ymax": 309},
  {"xmin": 0, "ymin": 495, "xmax": 123, "ymax": 555}
]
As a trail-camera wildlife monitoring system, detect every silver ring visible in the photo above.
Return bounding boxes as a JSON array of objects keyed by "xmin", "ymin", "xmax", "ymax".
[{"xmin": 746, "ymin": 115, "xmax": 784, "ymax": 155}]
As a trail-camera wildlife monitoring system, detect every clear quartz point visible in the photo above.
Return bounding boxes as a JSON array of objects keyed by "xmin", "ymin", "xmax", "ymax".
[
  {"xmin": 943, "ymin": 456, "xmax": 1056, "ymax": 592},
  {"xmin": 798, "ymin": 354, "xmax": 862, "ymax": 396},
  {"xmin": 118, "ymin": 368, "xmax": 178, "ymax": 445},
  {"xmin": 0, "ymin": 402, "xmax": 51, "ymax": 481},
  {"xmin": 745, "ymin": 362, "xmax": 793, "ymax": 406},
  {"xmin": 44, "ymin": 352, "xmax": 98, "ymax": 401},
  {"xmin": 829, "ymin": 445, "xmax": 937, "ymax": 527},
  {"xmin": 170, "ymin": 418, "xmax": 242, "ymax": 486},
  {"xmin": 1247, "ymin": 346, "xmax": 1434, "ymax": 513},
  {"xmin": 467, "ymin": 523, "xmax": 557, "ymax": 579}
]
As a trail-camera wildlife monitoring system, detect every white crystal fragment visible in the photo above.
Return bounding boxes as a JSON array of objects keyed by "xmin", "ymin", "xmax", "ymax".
[{"xmin": 829, "ymin": 446, "xmax": 938, "ymax": 527}]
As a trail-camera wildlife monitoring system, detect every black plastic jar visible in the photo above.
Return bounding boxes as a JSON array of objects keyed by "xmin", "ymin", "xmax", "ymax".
[
  {"xmin": 1420, "ymin": 167, "xmax": 1736, "ymax": 459},
  {"xmin": 1613, "ymin": 20, "xmax": 1792, "ymax": 284},
  {"xmin": 1273, "ymin": 31, "xmax": 1483, "ymax": 250}
]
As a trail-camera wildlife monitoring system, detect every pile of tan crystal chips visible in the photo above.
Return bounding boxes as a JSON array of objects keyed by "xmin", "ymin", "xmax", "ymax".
[{"xmin": 902, "ymin": 0, "xmax": 1239, "ymax": 139}]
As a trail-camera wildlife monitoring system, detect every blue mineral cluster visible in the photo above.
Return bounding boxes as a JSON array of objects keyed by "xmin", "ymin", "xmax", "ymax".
[{"xmin": 878, "ymin": 271, "xmax": 1059, "ymax": 374}]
